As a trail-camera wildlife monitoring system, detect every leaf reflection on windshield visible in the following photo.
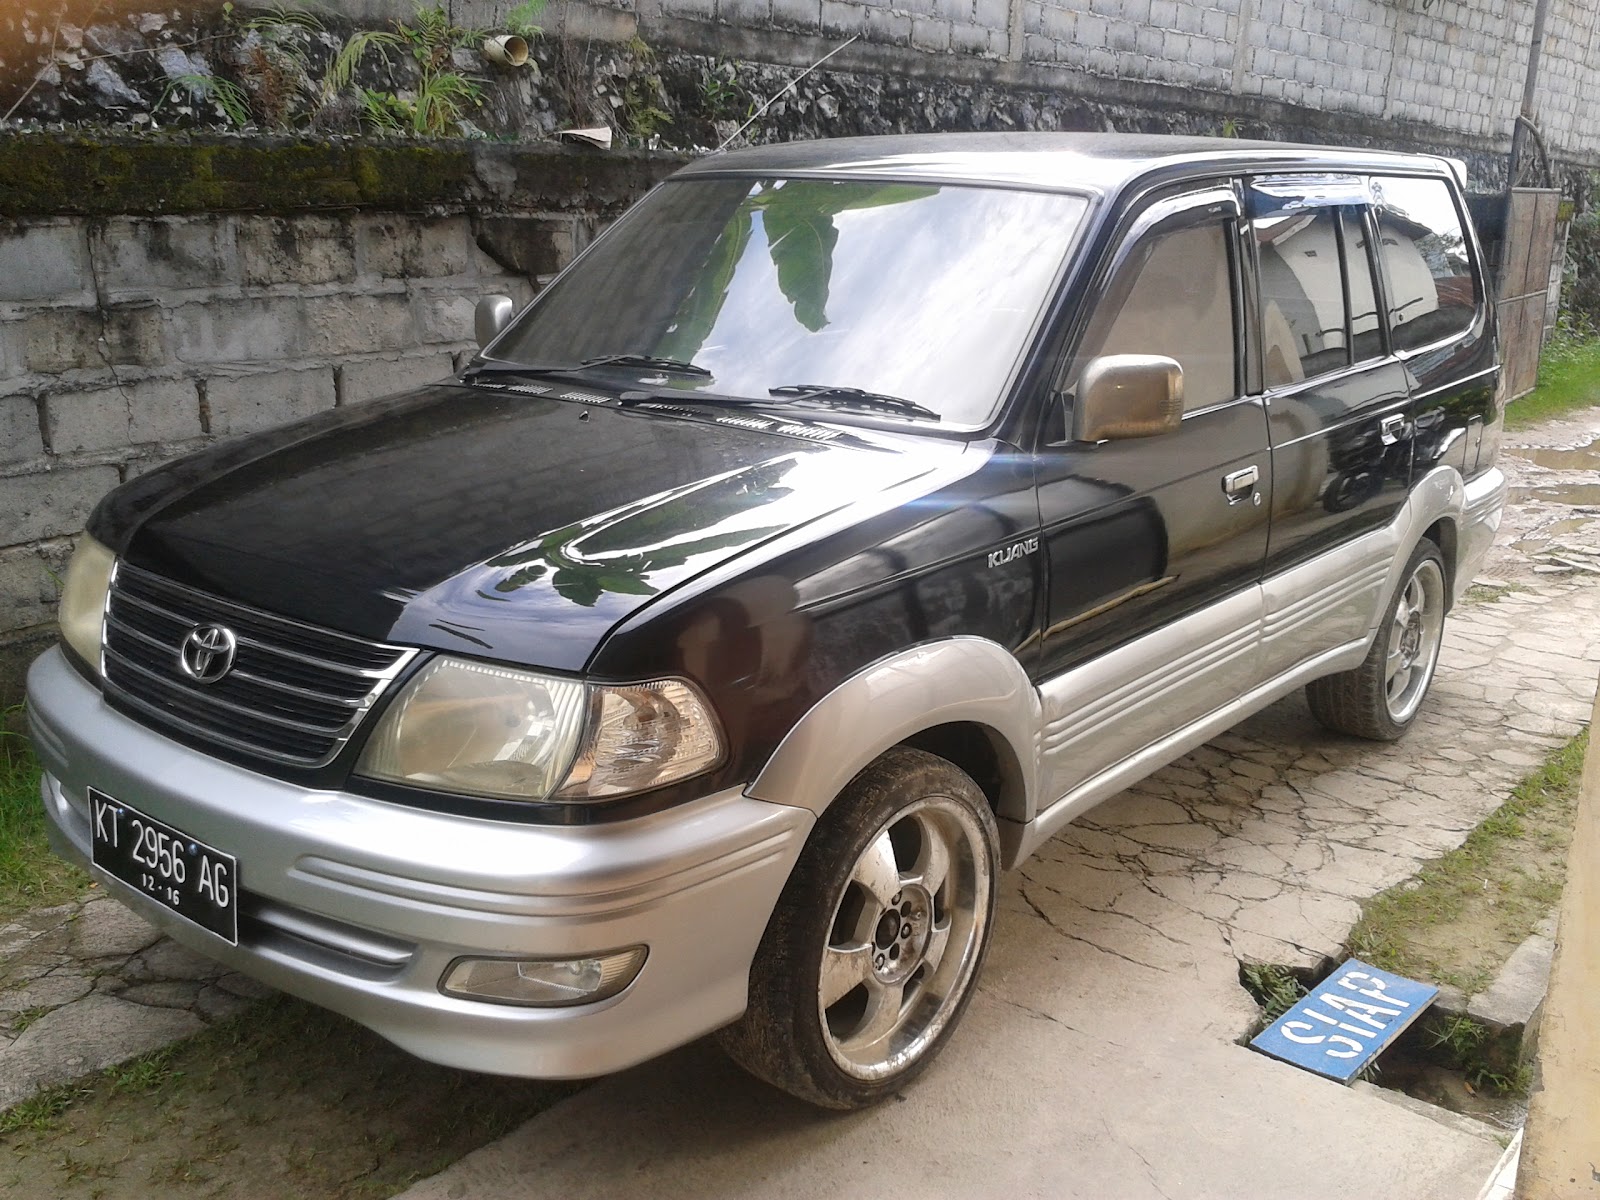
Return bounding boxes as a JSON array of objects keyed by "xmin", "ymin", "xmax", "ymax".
[{"xmin": 659, "ymin": 181, "xmax": 937, "ymax": 359}]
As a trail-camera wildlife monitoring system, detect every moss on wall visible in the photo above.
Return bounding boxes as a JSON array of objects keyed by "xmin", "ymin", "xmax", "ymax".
[{"xmin": 0, "ymin": 134, "xmax": 684, "ymax": 217}]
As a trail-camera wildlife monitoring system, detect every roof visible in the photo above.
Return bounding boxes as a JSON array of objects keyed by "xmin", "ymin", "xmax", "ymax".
[{"xmin": 674, "ymin": 132, "xmax": 1451, "ymax": 193}]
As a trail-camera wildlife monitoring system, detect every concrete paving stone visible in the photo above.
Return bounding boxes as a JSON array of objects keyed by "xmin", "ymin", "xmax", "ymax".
[
  {"xmin": 1469, "ymin": 925, "xmax": 1557, "ymax": 1033},
  {"xmin": 0, "ymin": 994, "xmax": 203, "ymax": 1108},
  {"xmin": 0, "ymin": 972, "xmax": 93, "ymax": 1021},
  {"xmin": 194, "ymin": 984, "xmax": 252, "ymax": 1023},
  {"xmin": 215, "ymin": 972, "xmax": 275, "ymax": 1001},
  {"xmin": 70, "ymin": 897, "xmax": 162, "ymax": 959},
  {"xmin": 137, "ymin": 938, "xmax": 228, "ymax": 982},
  {"xmin": 118, "ymin": 980, "xmax": 206, "ymax": 1010}
]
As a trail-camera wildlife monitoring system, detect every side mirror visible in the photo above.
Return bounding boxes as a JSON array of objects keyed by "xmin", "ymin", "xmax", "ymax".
[
  {"xmin": 474, "ymin": 294, "xmax": 515, "ymax": 349},
  {"xmin": 1073, "ymin": 354, "xmax": 1184, "ymax": 443}
]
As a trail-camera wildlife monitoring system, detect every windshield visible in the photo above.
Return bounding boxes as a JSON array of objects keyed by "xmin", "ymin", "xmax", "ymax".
[{"xmin": 490, "ymin": 177, "xmax": 1089, "ymax": 426}]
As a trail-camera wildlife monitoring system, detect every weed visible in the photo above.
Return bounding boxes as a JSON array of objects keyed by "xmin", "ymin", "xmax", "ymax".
[
  {"xmin": 0, "ymin": 707, "xmax": 90, "ymax": 917},
  {"xmin": 0, "ymin": 1084, "xmax": 88, "ymax": 1136},
  {"xmin": 110, "ymin": 1048, "xmax": 180, "ymax": 1095},
  {"xmin": 1463, "ymin": 581, "xmax": 1531, "ymax": 605},
  {"xmin": 157, "ymin": 73, "xmax": 252, "ymax": 126},
  {"xmin": 1348, "ymin": 729, "xmax": 1587, "ymax": 993},
  {"xmin": 1240, "ymin": 962, "xmax": 1306, "ymax": 1023},
  {"xmin": 1428, "ymin": 1013, "xmax": 1488, "ymax": 1057},
  {"xmin": 9, "ymin": 1005, "xmax": 51, "ymax": 1034},
  {"xmin": 506, "ymin": 0, "xmax": 547, "ymax": 39},
  {"xmin": 1506, "ymin": 330, "xmax": 1600, "ymax": 429}
]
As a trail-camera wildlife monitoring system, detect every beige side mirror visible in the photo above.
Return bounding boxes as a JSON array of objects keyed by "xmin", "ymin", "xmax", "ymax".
[
  {"xmin": 1073, "ymin": 354, "xmax": 1184, "ymax": 442},
  {"xmin": 474, "ymin": 295, "xmax": 515, "ymax": 349}
]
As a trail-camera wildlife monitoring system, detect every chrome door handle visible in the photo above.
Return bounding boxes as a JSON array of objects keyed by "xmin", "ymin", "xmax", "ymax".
[
  {"xmin": 1380, "ymin": 414, "xmax": 1407, "ymax": 445},
  {"xmin": 1222, "ymin": 465, "xmax": 1259, "ymax": 501}
]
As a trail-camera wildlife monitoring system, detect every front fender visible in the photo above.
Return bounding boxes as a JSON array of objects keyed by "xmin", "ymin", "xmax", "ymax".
[{"xmin": 744, "ymin": 637, "xmax": 1042, "ymax": 825}]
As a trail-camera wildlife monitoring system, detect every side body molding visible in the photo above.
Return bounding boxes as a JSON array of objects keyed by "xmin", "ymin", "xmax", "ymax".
[{"xmin": 744, "ymin": 637, "xmax": 1042, "ymax": 825}]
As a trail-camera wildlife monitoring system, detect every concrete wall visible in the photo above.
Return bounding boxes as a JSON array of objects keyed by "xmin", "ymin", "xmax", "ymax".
[{"xmin": 0, "ymin": 138, "xmax": 682, "ymax": 702}]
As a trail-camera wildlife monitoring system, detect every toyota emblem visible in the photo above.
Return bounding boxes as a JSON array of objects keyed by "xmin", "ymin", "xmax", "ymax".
[{"xmin": 179, "ymin": 624, "xmax": 238, "ymax": 683}]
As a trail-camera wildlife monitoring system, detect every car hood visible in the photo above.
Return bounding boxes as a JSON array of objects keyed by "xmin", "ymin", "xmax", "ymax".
[{"xmin": 97, "ymin": 384, "xmax": 962, "ymax": 672}]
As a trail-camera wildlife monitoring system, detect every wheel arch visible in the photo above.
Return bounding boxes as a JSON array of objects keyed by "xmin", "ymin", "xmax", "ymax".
[
  {"xmin": 745, "ymin": 637, "xmax": 1041, "ymax": 826},
  {"xmin": 1422, "ymin": 515, "xmax": 1459, "ymax": 610}
]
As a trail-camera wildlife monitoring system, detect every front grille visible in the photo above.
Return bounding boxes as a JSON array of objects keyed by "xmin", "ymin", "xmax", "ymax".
[{"xmin": 102, "ymin": 564, "xmax": 416, "ymax": 767}]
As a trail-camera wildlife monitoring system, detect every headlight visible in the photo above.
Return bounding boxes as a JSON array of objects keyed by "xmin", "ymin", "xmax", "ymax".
[
  {"xmin": 58, "ymin": 534, "xmax": 115, "ymax": 675},
  {"xmin": 356, "ymin": 656, "xmax": 724, "ymax": 803}
]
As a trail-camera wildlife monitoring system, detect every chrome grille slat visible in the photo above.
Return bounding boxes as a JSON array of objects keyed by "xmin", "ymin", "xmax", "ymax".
[{"xmin": 102, "ymin": 564, "xmax": 417, "ymax": 768}]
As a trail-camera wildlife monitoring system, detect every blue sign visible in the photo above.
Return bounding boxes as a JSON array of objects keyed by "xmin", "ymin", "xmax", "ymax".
[{"xmin": 1250, "ymin": 959, "xmax": 1438, "ymax": 1083}]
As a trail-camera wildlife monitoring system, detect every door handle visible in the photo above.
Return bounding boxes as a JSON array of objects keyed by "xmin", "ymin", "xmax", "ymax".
[
  {"xmin": 1222, "ymin": 465, "xmax": 1259, "ymax": 503},
  {"xmin": 1380, "ymin": 414, "xmax": 1407, "ymax": 446}
]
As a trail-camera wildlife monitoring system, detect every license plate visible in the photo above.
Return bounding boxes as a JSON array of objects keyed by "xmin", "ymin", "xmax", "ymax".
[{"xmin": 89, "ymin": 788, "xmax": 239, "ymax": 945}]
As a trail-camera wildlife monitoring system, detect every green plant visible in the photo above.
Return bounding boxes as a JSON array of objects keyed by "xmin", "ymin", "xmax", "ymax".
[
  {"xmin": 506, "ymin": 0, "xmax": 546, "ymax": 39},
  {"xmin": 156, "ymin": 73, "xmax": 252, "ymax": 126},
  {"xmin": 0, "ymin": 1084, "xmax": 87, "ymax": 1136},
  {"xmin": 110, "ymin": 1048, "xmax": 180, "ymax": 1095},
  {"xmin": 1240, "ymin": 962, "xmax": 1306, "ymax": 1023},
  {"xmin": 10, "ymin": 1005, "xmax": 51, "ymax": 1034},
  {"xmin": 0, "ymin": 707, "xmax": 90, "ymax": 916},
  {"xmin": 1427, "ymin": 1013, "xmax": 1487, "ymax": 1057}
]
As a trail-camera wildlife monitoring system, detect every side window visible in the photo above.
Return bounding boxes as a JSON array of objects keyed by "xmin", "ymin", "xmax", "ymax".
[
  {"xmin": 1373, "ymin": 176, "xmax": 1478, "ymax": 352},
  {"xmin": 1342, "ymin": 209, "xmax": 1384, "ymax": 364},
  {"xmin": 1254, "ymin": 207, "xmax": 1349, "ymax": 387},
  {"xmin": 1087, "ymin": 222, "xmax": 1237, "ymax": 412}
]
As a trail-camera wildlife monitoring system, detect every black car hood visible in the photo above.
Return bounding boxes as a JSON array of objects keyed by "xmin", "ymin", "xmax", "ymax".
[{"xmin": 96, "ymin": 384, "xmax": 961, "ymax": 672}]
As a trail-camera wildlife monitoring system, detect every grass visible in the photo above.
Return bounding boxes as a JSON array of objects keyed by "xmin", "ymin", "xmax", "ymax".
[
  {"xmin": 0, "ymin": 708, "xmax": 90, "ymax": 919},
  {"xmin": 0, "ymin": 993, "xmax": 577, "ymax": 1199},
  {"xmin": 1463, "ymin": 581, "xmax": 1532, "ymax": 605},
  {"xmin": 1348, "ymin": 728, "xmax": 1588, "ymax": 997},
  {"xmin": 1506, "ymin": 332, "xmax": 1600, "ymax": 430}
]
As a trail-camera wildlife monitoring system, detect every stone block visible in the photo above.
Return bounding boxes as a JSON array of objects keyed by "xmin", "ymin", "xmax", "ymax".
[
  {"xmin": 973, "ymin": 0, "xmax": 1008, "ymax": 29},
  {"xmin": 472, "ymin": 215, "xmax": 577, "ymax": 281},
  {"xmin": 911, "ymin": 14, "xmax": 951, "ymax": 49},
  {"xmin": 865, "ymin": 6, "xmax": 912, "ymax": 42},
  {"xmin": 0, "ymin": 465, "xmax": 120, "ymax": 545},
  {"xmin": 12, "ymin": 304, "xmax": 164, "ymax": 373},
  {"xmin": 44, "ymin": 383, "xmax": 129, "ymax": 454},
  {"xmin": 820, "ymin": 0, "xmax": 861, "ymax": 34},
  {"xmin": 1076, "ymin": 12, "xmax": 1107, "ymax": 45},
  {"xmin": 238, "ymin": 215, "xmax": 357, "ymax": 287},
  {"xmin": 357, "ymin": 215, "xmax": 474, "ymax": 280},
  {"xmin": 0, "ymin": 396, "xmax": 42, "ymax": 465},
  {"xmin": 169, "ymin": 297, "xmax": 304, "ymax": 365},
  {"xmin": 0, "ymin": 223, "xmax": 92, "ymax": 304},
  {"xmin": 720, "ymin": 0, "xmax": 771, "ymax": 22},
  {"xmin": 128, "ymin": 378, "xmax": 204, "ymax": 445},
  {"xmin": 0, "ymin": 993, "xmax": 203, "ymax": 1109},
  {"xmin": 415, "ymin": 292, "xmax": 479, "ymax": 346},
  {"xmin": 665, "ymin": 0, "xmax": 717, "ymax": 17},
  {"xmin": 72, "ymin": 898, "xmax": 162, "ymax": 959},
  {"xmin": 0, "ymin": 544, "xmax": 69, "ymax": 629},
  {"xmin": 207, "ymin": 367, "xmax": 334, "ymax": 437},
  {"xmin": 339, "ymin": 353, "xmax": 458, "ymax": 406},
  {"xmin": 91, "ymin": 217, "xmax": 237, "ymax": 294},
  {"xmin": 302, "ymin": 294, "xmax": 417, "ymax": 358},
  {"xmin": 1149, "ymin": 0, "xmax": 1177, "ymax": 27},
  {"xmin": 771, "ymin": 0, "xmax": 820, "ymax": 29},
  {"xmin": 950, "ymin": 20, "xmax": 993, "ymax": 53},
  {"xmin": 1135, "ymin": 22, "xmax": 1163, "ymax": 54},
  {"xmin": 1041, "ymin": 5, "xmax": 1077, "ymax": 41}
]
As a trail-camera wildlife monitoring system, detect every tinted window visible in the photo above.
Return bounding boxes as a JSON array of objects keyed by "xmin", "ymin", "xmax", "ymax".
[
  {"xmin": 1255, "ymin": 207, "xmax": 1349, "ymax": 387},
  {"xmin": 1373, "ymin": 176, "xmax": 1477, "ymax": 352},
  {"xmin": 493, "ymin": 178, "xmax": 1089, "ymax": 426},
  {"xmin": 1088, "ymin": 222, "xmax": 1237, "ymax": 412},
  {"xmin": 1342, "ymin": 209, "xmax": 1384, "ymax": 363}
]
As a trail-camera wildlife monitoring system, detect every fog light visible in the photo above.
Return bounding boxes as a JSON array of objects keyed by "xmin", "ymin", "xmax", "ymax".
[{"xmin": 440, "ymin": 948, "xmax": 646, "ymax": 1007}]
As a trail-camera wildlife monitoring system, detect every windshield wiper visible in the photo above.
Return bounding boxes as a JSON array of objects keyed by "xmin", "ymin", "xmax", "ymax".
[
  {"xmin": 461, "ymin": 361, "xmax": 584, "ymax": 383},
  {"xmin": 768, "ymin": 384, "xmax": 940, "ymax": 422},
  {"xmin": 581, "ymin": 353, "xmax": 712, "ymax": 377}
]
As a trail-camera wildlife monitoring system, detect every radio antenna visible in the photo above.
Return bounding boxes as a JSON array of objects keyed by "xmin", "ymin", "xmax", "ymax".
[{"xmin": 715, "ymin": 35, "xmax": 861, "ymax": 153}]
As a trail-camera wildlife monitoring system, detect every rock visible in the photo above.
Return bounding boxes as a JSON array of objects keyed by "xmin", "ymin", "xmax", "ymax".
[
  {"xmin": 0, "ymin": 994, "xmax": 202, "ymax": 1108},
  {"xmin": 85, "ymin": 60, "xmax": 146, "ymax": 109},
  {"xmin": 71, "ymin": 898, "xmax": 162, "ymax": 959},
  {"xmin": 137, "ymin": 13, "xmax": 167, "ymax": 34},
  {"xmin": 157, "ymin": 44, "xmax": 207, "ymax": 81}
]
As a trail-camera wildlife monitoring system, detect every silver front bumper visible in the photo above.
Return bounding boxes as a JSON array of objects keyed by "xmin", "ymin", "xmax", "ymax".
[{"xmin": 26, "ymin": 647, "xmax": 812, "ymax": 1079}]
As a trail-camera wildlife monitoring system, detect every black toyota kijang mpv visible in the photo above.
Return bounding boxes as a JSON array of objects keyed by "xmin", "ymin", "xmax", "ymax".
[{"xmin": 30, "ymin": 133, "xmax": 1503, "ymax": 1108}]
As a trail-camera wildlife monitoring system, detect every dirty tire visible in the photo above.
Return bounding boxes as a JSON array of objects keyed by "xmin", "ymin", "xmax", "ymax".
[
  {"xmin": 719, "ymin": 746, "xmax": 999, "ymax": 1110},
  {"xmin": 1306, "ymin": 538, "xmax": 1447, "ymax": 741}
]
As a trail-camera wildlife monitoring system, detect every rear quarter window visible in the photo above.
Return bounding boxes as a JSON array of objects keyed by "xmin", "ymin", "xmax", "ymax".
[{"xmin": 1372, "ymin": 176, "xmax": 1479, "ymax": 352}]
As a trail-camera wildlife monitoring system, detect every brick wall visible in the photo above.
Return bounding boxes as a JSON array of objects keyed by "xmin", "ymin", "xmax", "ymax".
[{"xmin": 0, "ymin": 137, "xmax": 681, "ymax": 701}]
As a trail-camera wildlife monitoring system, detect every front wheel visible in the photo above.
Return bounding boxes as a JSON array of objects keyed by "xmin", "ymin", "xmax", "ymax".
[
  {"xmin": 1306, "ymin": 539, "xmax": 1448, "ymax": 740},
  {"xmin": 719, "ymin": 747, "xmax": 999, "ymax": 1109}
]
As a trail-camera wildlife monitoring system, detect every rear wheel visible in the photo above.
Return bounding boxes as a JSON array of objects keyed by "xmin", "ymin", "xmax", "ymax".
[
  {"xmin": 719, "ymin": 747, "xmax": 998, "ymax": 1109},
  {"xmin": 1307, "ymin": 539, "xmax": 1447, "ymax": 740}
]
